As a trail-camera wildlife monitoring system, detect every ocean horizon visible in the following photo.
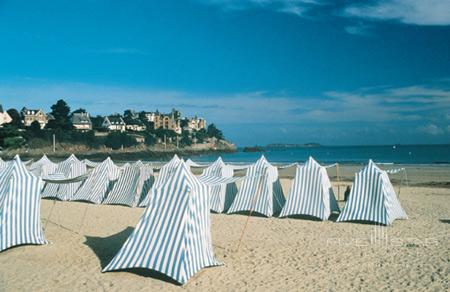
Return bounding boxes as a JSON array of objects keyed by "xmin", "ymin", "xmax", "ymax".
[{"xmin": 189, "ymin": 144, "xmax": 450, "ymax": 165}]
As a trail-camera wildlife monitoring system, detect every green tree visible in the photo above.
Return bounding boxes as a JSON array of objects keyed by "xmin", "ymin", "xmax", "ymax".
[
  {"xmin": 206, "ymin": 123, "xmax": 224, "ymax": 140},
  {"xmin": 29, "ymin": 120, "xmax": 42, "ymax": 136},
  {"xmin": 138, "ymin": 111, "xmax": 154, "ymax": 132},
  {"xmin": 4, "ymin": 136, "xmax": 25, "ymax": 149},
  {"xmin": 47, "ymin": 99, "xmax": 72, "ymax": 130},
  {"xmin": 105, "ymin": 132, "xmax": 137, "ymax": 150},
  {"xmin": 180, "ymin": 130, "xmax": 192, "ymax": 147},
  {"xmin": 72, "ymin": 108, "xmax": 87, "ymax": 114},
  {"xmin": 144, "ymin": 133, "xmax": 157, "ymax": 146},
  {"xmin": 0, "ymin": 125, "xmax": 23, "ymax": 148},
  {"xmin": 6, "ymin": 108, "xmax": 22, "ymax": 128},
  {"xmin": 194, "ymin": 128, "xmax": 207, "ymax": 143},
  {"xmin": 124, "ymin": 109, "xmax": 136, "ymax": 119},
  {"xmin": 154, "ymin": 128, "xmax": 177, "ymax": 139},
  {"xmin": 70, "ymin": 130, "xmax": 103, "ymax": 148},
  {"xmin": 91, "ymin": 115, "xmax": 104, "ymax": 130}
]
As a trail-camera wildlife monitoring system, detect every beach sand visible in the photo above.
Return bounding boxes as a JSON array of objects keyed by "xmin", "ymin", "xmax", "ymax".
[{"xmin": 1, "ymin": 169, "xmax": 449, "ymax": 291}]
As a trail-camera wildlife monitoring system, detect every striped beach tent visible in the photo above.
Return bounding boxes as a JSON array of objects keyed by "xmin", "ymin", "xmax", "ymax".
[
  {"xmin": 337, "ymin": 160, "xmax": 408, "ymax": 225},
  {"xmin": 71, "ymin": 157, "xmax": 121, "ymax": 204},
  {"xmin": 280, "ymin": 157, "xmax": 339, "ymax": 220},
  {"xmin": 139, "ymin": 154, "xmax": 181, "ymax": 207},
  {"xmin": 41, "ymin": 154, "xmax": 87, "ymax": 201},
  {"xmin": 227, "ymin": 155, "xmax": 285, "ymax": 217},
  {"xmin": 198, "ymin": 157, "xmax": 238, "ymax": 213},
  {"xmin": 0, "ymin": 155, "xmax": 47, "ymax": 252},
  {"xmin": 103, "ymin": 160, "xmax": 221, "ymax": 284},
  {"xmin": 0, "ymin": 157, "xmax": 7, "ymax": 172},
  {"xmin": 29, "ymin": 154, "xmax": 57, "ymax": 177},
  {"xmin": 135, "ymin": 164, "xmax": 154, "ymax": 205},
  {"xmin": 103, "ymin": 161, "xmax": 154, "ymax": 207}
]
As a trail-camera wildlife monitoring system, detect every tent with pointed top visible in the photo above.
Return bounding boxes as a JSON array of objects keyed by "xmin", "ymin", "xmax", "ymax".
[
  {"xmin": 227, "ymin": 155, "xmax": 285, "ymax": 217},
  {"xmin": 103, "ymin": 159, "xmax": 221, "ymax": 284},
  {"xmin": 41, "ymin": 154, "xmax": 87, "ymax": 201},
  {"xmin": 139, "ymin": 154, "xmax": 181, "ymax": 207},
  {"xmin": 103, "ymin": 161, "xmax": 154, "ymax": 207},
  {"xmin": 0, "ymin": 155, "xmax": 47, "ymax": 252},
  {"xmin": 280, "ymin": 157, "xmax": 339, "ymax": 220},
  {"xmin": 337, "ymin": 160, "xmax": 407, "ymax": 225},
  {"xmin": 29, "ymin": 154, "xmax": 57, "ymax": 177},
  {"xmin": 198, "ymin": 157, "xmax": 238, "ymax": 213},
  {"xmin": 71, "ymin": 157, "xmax": 121, "ymax": 204}
]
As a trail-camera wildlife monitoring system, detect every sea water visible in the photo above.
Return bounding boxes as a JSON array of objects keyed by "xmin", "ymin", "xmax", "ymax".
[{"xmin": 190, "ymin": 144, "xmax": 450, "ymax": 164}]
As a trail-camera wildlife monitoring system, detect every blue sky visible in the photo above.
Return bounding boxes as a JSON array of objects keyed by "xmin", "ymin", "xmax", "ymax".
[{"xmin": 1, "ymin": 0, "xmax": 449, "ymax": 146}]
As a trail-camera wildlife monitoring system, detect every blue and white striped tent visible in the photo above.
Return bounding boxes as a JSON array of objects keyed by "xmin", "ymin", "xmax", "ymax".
[
  {"xmin": 71, "ymin": 157, "xmax": 121, "ymax": 204},
  {"xmin": 227, "ymin": 155, "xmax": 285, "ymax": 217},
  {"xmin": 103, "ymin": 161, "xmax": 154, "ymax": 207},
  {"xmin": 0, "ymin": 157, "xmax": 7, "ymax": 172},
  {"xmin": 198, "ymin": 157, "xmax": 238, "ymax": 213},
  {"xmin": 41, "ymin": 154, "xmax": 87, "ymax": 201},
  {"xmin": 29, "ymin": 154, "xmax": 57, "ymax": 177},
  {"xmin": 139, "ymin": 154, "xmax": 181, "ymax": 207},
  {"xmin": 103, "ymin": 159, "xmax": 221, "ymax": 284},
  {"xmin": 135, "ymin": 164, "xmax": 154, "ymax": 206},
  {"xmin": 280, "ymin": 157, "xmax": 339, "ymax": 220},
  {"xmin": 29, "ymin": 155, "xmax": 58, "ymax": 191},
  {"xmin": 337, "ymin": 160, "xmax": 408, "ymax": 225},
  {"xmin": 0, "ymin": 155, "xmax": 47, "ymax": 252}
]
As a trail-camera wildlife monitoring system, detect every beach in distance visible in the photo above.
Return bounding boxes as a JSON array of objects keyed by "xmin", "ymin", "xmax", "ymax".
[{"xmin": 188, "ymin": 144, "xmax": 450, "ymax": 188}]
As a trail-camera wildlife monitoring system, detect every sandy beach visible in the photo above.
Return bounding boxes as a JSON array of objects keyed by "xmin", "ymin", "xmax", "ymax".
[
  {"xmin": 1, "ymin": 166, "xmax": 449, "ymax": 291},
  {"xmin": 2, "ymin": 0, "xmax": 449, "ymax": 290}
]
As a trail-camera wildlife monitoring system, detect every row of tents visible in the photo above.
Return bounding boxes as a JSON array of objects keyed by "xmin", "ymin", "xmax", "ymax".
[
  {"xmin": 22, "ymin": 154, "xmax": 408, "ymax": 226},
  {"xmin": 0, "ymin": 154, "xmax": 408, "ymax": 284}
]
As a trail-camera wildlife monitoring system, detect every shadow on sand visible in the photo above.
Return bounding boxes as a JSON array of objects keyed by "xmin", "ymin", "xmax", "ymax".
[
  {"xmin": 339, "ymin": 220, "xmax": 387, "ymax": 226},
  {"xmin": 281, "ymin": 214, "xmax": 323, "ymax": 222},
  {"xmin": 439, "ymin": 219, "xmax": 450, "ymax": 224},
  {"xmin": 107, "ymin": 268, "xmax": 181, "ymax": 285},
  {"xmin": 42, "ymin": 197, "xmax": 62, "ymax": 202},
  {"xmin": 84, "ymin": 227, "xmax": 180, "ymax": 285},
  {"xmin": 328, "ymin": 213, "xmax": 340, "ymax": 222},
  {"xmin": 84, "ymin": 227, "xmax": 134, "ymax": 268},
  {"xmin": 227, "ymin": 210, "xmax": 270, "ymax": 218}
]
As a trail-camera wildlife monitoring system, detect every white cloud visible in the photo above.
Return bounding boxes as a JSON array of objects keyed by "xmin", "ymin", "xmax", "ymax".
[
  {"xmin": 196, "ymin": 0, "xmax": 323, "ymax": 17},
  {"xmin": 344, "ymin": 0, "xmax": 450, "ymax": 25},
  {"xmin": 417, "ymin": 124, "xmax": 445, "ymax": 135},
  {"xmin": 1, "ymin": 79, "xmax": 449, "ymax": 127},
  {"xmin": 344, "ymin": 23, "xmax": 373, "ymax": 36}
]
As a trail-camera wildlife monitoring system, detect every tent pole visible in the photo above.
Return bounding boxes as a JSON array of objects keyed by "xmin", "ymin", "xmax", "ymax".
[
  {"xmin": 44, "ymin": 199, "xmax": 81, "ymax": 235},
  {"xmin": 398, "ymin": 168, "xmax": 408, "ymax": 199},
  {"xmin": 336, "ymin": 164, "xmax": 341, "ymax": 201},
  {"xmin": 404, "ymin": 169, "xmax": 409, "ymax": 187},
  {"xmin": 44, "ymin": 199, "xmax": 57, "ymax": 231},
  {"xmin": 78, "ymin": 203, "xmax": 90, "ymax": 234},
  {"xmin": 236, "ymin": 171, "xmax": 266, "ymax": 252}
]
